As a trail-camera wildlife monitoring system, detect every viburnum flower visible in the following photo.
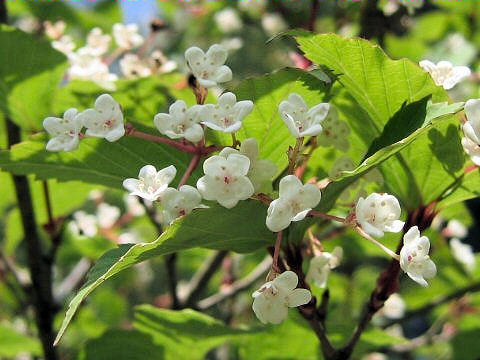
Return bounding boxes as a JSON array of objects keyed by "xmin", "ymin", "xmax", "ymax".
[
  {"xmin": 278, "ymin": 93, "xmax": 330, "ymax": 138},
  {"xmin": 462, "ymin": 99, "xmax": 480, "ymax": 144},
  {"xmin": 44, "ymin": 20, "xmax": 66, "ymax": 40},
  {"xmin": 252, "ymin": 271, "xmax": 311, "ymax": 325},
  {"xmin": 317, "ymin": 107, "xmax": 350, "ymax": 151},
  {"xmin": 150, "ymin": 50, "xmax": 177, "ymax": 74},
  {"xmin": 154, "ymin": 100, "xmax": 204, "ymax": 143},
  {"xmin": 160, "ymin": 185, "xmax": 206, "ymax": 225},
  {"xmin": 85, "ymin": 27, "xmax": 111, "ymax": 56},
  {"xmin": 43, "ymin": 108, "xmax": 83, "ymax": 152},
  {"xmin": 69, "ymin": 210, "xmax": 97, "ymax": 237},
  {"xmin": 196, "ymin": 153, "xmax": 254, "ymax": 209},
  {"xmin": 400, "ymin": 226, "xmax": 437, "ymax": 287},
  {"xmin": 419, "ymin": 60, "xmax": 471, "ymax": 90},
  {"xmin": 96, "ymin": 203, "xmax": 120, "ymax": 229},
  {"xmin": 112, "ymin": 23, "xmax": 144, "ymax": 50},
  {"xmin": 306, "ymin": 247, "xmax": 343, "ymax": 288},
  {"xmin": 378, "ymin": 293, "xmax": 406, "ymax": 320},
  {"xmin": 123, "ymin": 194, "xmax": 145, "ymax": 217},
  {"xmin": 462, "ymin": 137, "xmax": 480, "ymax": 166},
  {"xmin": 450, "ymin": 238, "xmax": 476, "ymax": 273},
  {"xmin": 68, "ymin": 49, "xmax": 118, "ymax": 90},
  {"xmin": 123, "ymin": 165, "xmax": 176, "ymax": 202},
  {"xmin": 185, "ymin": 44, "xmax": 233, "ymax": 88},
  {"xmin": 266, "ymin": 175, "xmax": 321, "ymax": 232},
  {"xmin": 214, "ymin": 7, "xmax": 243, "ymax": 33},
  {"xmin": 120, "ymin": 54, "xmax": 152, "ymax": 79},
  {"xmin": 202, "ymin": 92, "xmax": 253, "ymax": 133},
  {"xmin": 78, "ymin": 94, "xmax": 125, "ymax": 142},
  {"xmin": 355, "ymin": 193, "xmax": 405, "ymax": 237},
  {"xmin": 52, "ymin": 35, "xmax": 75, "ymax": 56},
  {"xmin": 261, "ymin": 13, "xmax": 287, "ymax": 36},
  {"xmin": 445, "ymin": 219, "xmax": 468, "ymax": 239},
  {"xmin": 220, "ymin": 138, "xmax": 277, "ymax": 192}
]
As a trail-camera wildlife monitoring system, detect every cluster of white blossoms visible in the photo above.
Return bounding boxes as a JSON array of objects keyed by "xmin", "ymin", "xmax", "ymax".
[
  {"xmin": 419, "ymin": 60, "xmax": 471, "ymax": 90},
  {"xmin": 461, "ymin": 99, "xmax": 480, "ymax": 165}
]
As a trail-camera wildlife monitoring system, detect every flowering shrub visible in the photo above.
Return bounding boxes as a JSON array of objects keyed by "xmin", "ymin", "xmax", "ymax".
[{"xmin": 1, "ymin": 1, "xmax": 480, "ymax": 360}]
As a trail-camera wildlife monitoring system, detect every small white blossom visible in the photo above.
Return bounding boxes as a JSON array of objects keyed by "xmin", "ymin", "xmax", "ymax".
[
  {"xmin": 214, "ymin": 8, "xmax": 243, "ymax": 33},
  {"xmin": 196, "ymin": 153, "xmax": 254, "ymax": 209},
  {"xmin": 68, "ymin": 49, "xmax": 117, "ymax": 89},
  {"xmin": 419, "ymin": 60, "xmax": 471, "ymax": 90},
  {"xmin": 185, "ymin": 44, "xmax": 232, "ymax": 88},
  {"xmin": 154, "ymin": 100, "xmax": 204, "ymax": 143},
  {"xmin": 123, "ymin": 194, "xmax": 146, "ymax": 217},
  {"xmin": 261, "ymin": 13, "xmax": 287, "ymax": 36},
  {"xmin": 266, "ymin": 175, "xmax": 321, "ymax": 232},
  {"xmin": 445, "ymin": 219, "xmax": 468, "ymax": 239},
  {"xmin": 356, "ymin": 193, "xmax": 405, "ymax": 237},
  {"xmin": 118, "ymin": 231, "xmax": 141, "ymax": 244},
  {"xmin": 462, "ymin": 99, "xmax": 480, "ymax": 145},
  {"xmin": 317, "ymin": 107, "xmax": 350, "ymax": 151},
  {"xmin": 78, "ymin": 94, "xmax": 124, "ymax": 142},
  {"xmin": 462, "ymin": 137, "xmax": 480, "ymax": 166},
  {"xmin": 380, "ymin": 293, "xmax": 406, "ymax": 320},
  {"xmin": 220, "ymin": 138, "xmax": 277, "ymax": 193},
  {"xmin": 85, "ymin": 27, "xmax": 111, "ymax": 56},
  {"xmin": 43, "ymin": 108, "xmax": 83, "ymax": 152},
  {"xmin": 70, "ymin": 210, "xmax": 97, "ymax": 237},
  {"xmin": 16, "ymin": 17, "xmax": 41, "ymax": 34},
  {"xmin": 400, "ymin": 226, "xmax": 437, "ymax": 287},
  {"xmin": 202, "ymin": 92, "xmax": 253, "ymax": 133},
  {"xmin": 44, "ymin": 20, "xmax": 66, "ymax": 40},
  {"xmin": 450, "ymin": 238, "xmax": 476, "ymax": 273},
  {"xmin": 252, "ymin": 271, "xmax": 311, "ymax": 324},
  {"xmin": 306, "ymin": 247, "xmax": 343, "ymax": 288},
  {"xmin": 123, "ymin": 165, "xmax": 176, "ymax": 202},
  {"xmin": 220, "ymin": 37, "xmax": 244, "ymax": 52},
  {"xmin": 398, "ymin": 0, "xmax": 424, "ymax": 12},
  {"xmin": 150, "ymin": 50, "xmax": 177, "ymax": 74},
  {"xmin": 96, "ymin": 203, "xmax": 120, "ymax": 229},
  {"xmin": 279, "ymin": 93, "xmax": 330, "ymax": 138},
  {"xmin": 160, "ymin": 185, "xmax": 206, "ymax": 224},
  {"xmin": 113, "ymin": 23, "xmax": 144, "ymax": 50},
  {"xmin": 119, "ymin": 53, "xmax": 152, "ymax": 79},
  {"xmin": 52, "ymin": 35, "xmax": 75, "ymax": 56}
]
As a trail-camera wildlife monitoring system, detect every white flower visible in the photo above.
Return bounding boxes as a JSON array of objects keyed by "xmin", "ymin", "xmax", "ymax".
[
  {"xmin": 160, "ymin": 185, "xmax": 206, "ymax": 224},
  {"xmin": 220, "ymin": 37, "xmax": 244, "ymax": 52},
  {"xmin": 118, "ymin": 231, "xmax": 141, "ymax": 244},
  {"xmin": 266, "ymin": 175, "xmax": 321, "ymax": 232},
  {"xmin": 462, "ymin": 99, "xmax": 480, "ymax": 145},
  {"xmin": 445, "ymin": 219, "xmax": 468, "ymax": 239},
  {"xmin": 113, "ymin": 23, "xmax": 144, "ymax": 50},
  {"xmin": 85, "ymin": 27, "xmax": 111, "ymax": 56},
  {"xmin": 119, "ymin": 53, "xmax": 152, "ymax": 79},
  {"xmin": 52, "ymin": 35, "xmax": 75, "ymax": 56},
  {"xmin": 68, "ymin": 48, "xmax": 117, "ymax": 89},
  {"xmin": 43, "ymin": 108, "xmax": 83, "ymax": 152},
  {"xmin": 150, "ymin": 50, "xmax": 177, "ymax": 74},
  {"xmin": 252, "ymin": 270, "xmax": 311, "ymax": 324},
  {"xmin": 419, "ymin": 60, "xmax": 471, "ymax": 90},
  {"xmin": 261, "ymin": 13, "xmax": 287, "ymax": 36},
  {"xmin": 78, "ymin": 94, "xmax": 124, "ymax": 142},
  {"xmin": 306, "ymin": 247, "xmax": 343, "ymax": 288},
  {"xmin": 462, "ymin": 137, "xmax": 480, "ymax": 166},
  {"xmin": 400, "ymin": 226, "xmax": 437, "ymax": 287},
  {"xmin": 123, "ymin": 165, "xmax": 176, "ymax": 202},
  {"xmin": 214, "ymin": 8, "xmax": 243, "ymax": 33},
  {"xmin": 398, "ymin": 0, "xmax": 424, "ymax": 11},
  {"xmin": 450, "ymin": 238, "xmax": 476, "ymax": 273},
  {"xmin": 185, "ymin": 44, "xmax": 232, "ymax": 88},
  {"xmin": 355, "ymin": 193, "xmax": 405, "ymax": 237},
  {"xmin": 96, "ymin": 203, "xmax": 120, "ymax": 228},
  {"xmin": 196, "ymin": 153, "xmax": 254, "ymax": 209},
  {"xmin": 44, "ymin": 20, "xmax": 66, "ymax": 40},
  {"xmin": 123, "ymin": 194, "xmax": 145, "ymax": 217},
  {"xmin": 154, "ymin": 100, "xmax": 204, "ymax": 143},
  {"xmin": 317, "ymin": 107, "xmax": 350, "ymax": 151},
  {"xmin": 279, "ymin": 93, "xmax": 330, "ymax": 138},
  {"xmin": 380, "ymin": 293, "xmax": 406, "ymax": 319},
  {"xmin": 202, "ymin": 92, "xmax": 253, "ymax": 133},
  {"xmin": 220, "ymin": 138, "xmax": 277, "ymax": 193},
  {"xmin": 71, "ymin": 210, "xmax": 97, "ymax": 237}
]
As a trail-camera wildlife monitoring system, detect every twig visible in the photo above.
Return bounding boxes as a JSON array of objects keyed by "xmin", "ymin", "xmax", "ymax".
[
  {"xmin": 354, "ymin": 226, "xmax": 400, "ymax": 260},
  {"xmin": 181, "ymin": 250, "xmax": 229, "ymax": 308},
  {"xmin": 178, "ymin": 153, "xmax": 201, "ymax": 188},
  {"xmin": 197, "ymin": 256, "xmax": 272, "ymax": 310},
  {"xmin": 309, "ymin": 210, "xmax": 346, "ymax": 224},
  {"xmin": 42, "ymin": 180, "xmax": 55, "ymax": 232},
  {"xmin": 307, "ymin": 0, "xmax": 320, "ymax": 31},
  {"xmin": 288, "ymin": 137, "xmax": 304, "ymax": 174},
  {"xmin": 54, "ymin": 258, "xmax": 91, "ymax": 302},
  {"xmin": 271, "ymin": 231, "xmax": 283, "ymax": 275}
]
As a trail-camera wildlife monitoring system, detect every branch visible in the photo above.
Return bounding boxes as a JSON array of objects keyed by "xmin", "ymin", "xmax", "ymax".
[
  {"xmin": 197, "ymin": 256, "xmax": 272, "ymax": 310},
  {"xmin": 181, "ymin": 250, "xmax": 229, "ymax": 308},
  {"xmin": 307, "ymin": 0, "xmax": 320, "ymax": 31}
]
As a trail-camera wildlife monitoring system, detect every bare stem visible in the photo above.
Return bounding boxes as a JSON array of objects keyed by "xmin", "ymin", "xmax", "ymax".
[
  {"xmin": 288, "ymin": 137, "xmax": 304, "ymax": 175},
  {"xmin": 309, "ymin": 210, "xmax": 346, "ymax": 224},
  {"xmin": 354, "ymin": 226, "xmax": 400, "ymax": 260},
  {"xmin": 271, "ymin": 231, "xmax": 283, "ymax": 275},
  {"xmin": 178, "ymin": 153, "xmax": 201, "ymax": 188},
  {"xmin": 42, "ymin": 180, "xmax": 55, "ymax": 232}
]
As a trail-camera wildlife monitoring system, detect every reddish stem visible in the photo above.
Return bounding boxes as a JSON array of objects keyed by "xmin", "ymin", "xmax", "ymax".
[
  {"xmin": 272, "ymin": 231, "xmax": 283, "ymax": 274},
  {"xmin": 465, "ymin": 164, "xmax": 478, "ymax": 174},
  {"xmin": 178, "ymin": 153, "xmax": 202, "ymax": 188},
  {"xmin": 308, "ymin": 210, "xmax": 346, "ymax": 223}
]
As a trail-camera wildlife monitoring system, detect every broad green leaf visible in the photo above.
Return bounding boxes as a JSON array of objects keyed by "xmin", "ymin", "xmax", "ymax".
[
  {"xmin": 213, "ymin": 68, "xmax": 330, "ymax": 173},
  {"xmin": 134, "ymin": 305, "xmax": 259, "ymax": 360},
  {"xmin": 0, "ymin": 25, "xmax": 68, "ymax": 130},
  {"xmin": 82, "ymin": 329, "xmax": 164, "ymax": 360},
  {"xmin": 0, "ymin": 128, "xmax": 198, "ymax": 189},
  {"xmin": 54, "ymin": 201, "xmax": 272, "ymax": 344},
  {"xmin": 0, "ymin": 324, "xmax": 42, "ymax": 357},
  {"xmin": 437, "ymin": 168, "xmax": 480, "ymax": 209}
]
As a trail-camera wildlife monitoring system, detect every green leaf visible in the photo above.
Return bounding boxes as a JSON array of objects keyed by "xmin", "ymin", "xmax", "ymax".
[
  {"xmin": 0, "ymin": 25, "xmax": 68, "ymax": 130},
  {"xmin": 0, "ymin": 128, "xmax": 198, "ymax": 189},
  {"xmin": 133, "ymin": 305, "xmax": 259, "ymax": 360},
  {"xmin": 437, "ymin": 168, "xmax": 480, "ymax": 209},
  {"xmin": 0, "ymin": 324, "xmax": 42, "ymax": 357},
  {"xmin": 82, "ymin": 329, "xmax": 164, "ymax": 360},
  {"xmin": 54, "ymin": 201, "xmax": 272, "ymax": 344}
]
